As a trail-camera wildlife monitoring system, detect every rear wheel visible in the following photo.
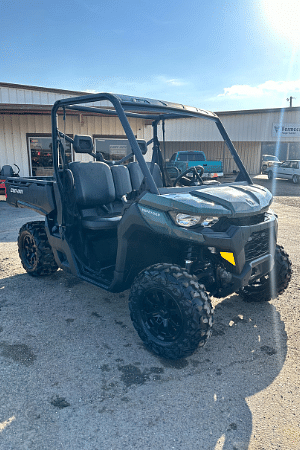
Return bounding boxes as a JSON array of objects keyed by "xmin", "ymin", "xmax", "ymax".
[
  {"xmin": 239, "ymin": 245, "xmax": 292, "ymax": 302},
  {"xmin": 292, "ymin": 174, "xmax": 299, "ymax": 184},
  {"xmin": 18, "ymin": 221, "xmax": 58, "ymax": 276},
  {"xmin": 129, "ymin": 263, "xmax": 213, "ymax": 359}
]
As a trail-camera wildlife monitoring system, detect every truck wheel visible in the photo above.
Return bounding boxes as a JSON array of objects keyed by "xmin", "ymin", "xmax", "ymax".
[
  {"xmin": 129, "ymin": 263, "xmax": 213, "ymax": 359},
  {"xmin": 267, "ymin": 170, "xmax": 273, "ymax": 180},
  {"xmin": 18, "ymin": 221, "xmax": 58, "ymax": 276},
  {"xmin": 239, "ymin": 245, "xmax": 292, "ymax": 302}
]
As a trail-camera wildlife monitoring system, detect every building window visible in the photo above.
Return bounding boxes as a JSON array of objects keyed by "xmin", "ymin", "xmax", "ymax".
[
  {"xmin": 95, "ymin": 138, "xmax": 128, "ymax": 161},
  {"xmin": 261, "ymin": 142, "xmax": 288, "ymax": 161},
  {"xmin": 289, "ymin": 143, "xmax": 300, "ymax": 160},
  {"xmin": 261, "ymin": 142, "xmax": 300, "ymax": 161},
  {"xmin": 94, "ymin": 138, "xmax": 146, "ymax": 162},
  {"xmin": 28, "ymin": 136, "xmax": 72, "ymax": 176}
]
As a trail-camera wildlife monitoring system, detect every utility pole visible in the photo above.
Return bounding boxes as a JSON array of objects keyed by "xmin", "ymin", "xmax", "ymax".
[{"xmin": 286, "ymin": 96, "xmax": 296, "ymax": 107}]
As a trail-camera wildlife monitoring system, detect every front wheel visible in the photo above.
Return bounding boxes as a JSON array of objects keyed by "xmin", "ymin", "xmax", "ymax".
[
  {"xmin": 18, "ymin": 221, "xmax": 58, "ymax": 276},
  {"xmin": 129, "ymin": 263, "xmax": 213, "ymax": 359},
  {"xmin": 239, "ymin": 245, "xmax": 292, "ymax": 302},
  {"xmin": 267, "ymin": 170, "xmax": 273, "ymax": 180},
  {"xmin": 292, "ymin": 174, "xmax": 299, "ymax": 184}
]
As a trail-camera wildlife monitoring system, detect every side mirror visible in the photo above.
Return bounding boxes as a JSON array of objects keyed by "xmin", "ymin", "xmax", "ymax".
[
  {"xmin": 137, "ymin": 140, "xmax": 147, "ymax": 155},
  {"xmin": 73, "ymin": 135, "xmax": 94, "ymax": 154}
]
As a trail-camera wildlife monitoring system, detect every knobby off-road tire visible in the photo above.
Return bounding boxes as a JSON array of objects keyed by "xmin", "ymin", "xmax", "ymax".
[
  {"xmin": 239, "ymin": 245, "xmax": 292, "ymax": 303},
  {"xmin": 129, "ymin": 263, "xmax": 214, "ymax": 359},
  {"xmin": 18, "ymin": 221, "xmax": 58, "ymax": 276}
]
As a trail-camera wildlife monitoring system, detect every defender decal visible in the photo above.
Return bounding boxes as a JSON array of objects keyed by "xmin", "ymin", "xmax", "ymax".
[
  {"xmin": 141, "ymin": 207, "xmax": 161, "ymax": 217},
  {"xmin": 10, "ymin": 187, "xmax": 23, "ymax": 195}
]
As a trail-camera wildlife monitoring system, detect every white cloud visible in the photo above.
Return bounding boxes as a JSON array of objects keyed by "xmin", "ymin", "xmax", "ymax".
[
  {"xmin": 156, "ymin": 76, "xmax": 188, "ymax": 87},
  {"xmin": 218, "ymin": 79, "xmax": 300, "ymax": 98}
]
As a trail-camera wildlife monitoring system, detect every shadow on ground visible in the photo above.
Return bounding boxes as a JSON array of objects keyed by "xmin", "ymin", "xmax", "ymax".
[{"xmin": 0, "ymin": 267, "xmax": 287, "ymax": 449}]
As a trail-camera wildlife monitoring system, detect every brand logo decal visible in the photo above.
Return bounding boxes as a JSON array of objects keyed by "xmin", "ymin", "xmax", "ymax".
[
  {"xmin": 141, "ymin": 207, "xmax": 160, "ymax": 217},
  {"xmin": 10, "ymin": 188, "xmax": 23, "ymax": 194}
]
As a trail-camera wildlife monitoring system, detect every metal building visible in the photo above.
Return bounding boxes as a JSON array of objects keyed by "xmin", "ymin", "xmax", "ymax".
[
  {"xmin": 0, "ymin": 82, "xmax": 151, "ymax": 177},
  {"xmin": 159, "ymin": 106, "xmax": 300, "ymax": 175},
  {"xmin": 1, "ymin": 82, "xmax": 300, "ymax": 176}
]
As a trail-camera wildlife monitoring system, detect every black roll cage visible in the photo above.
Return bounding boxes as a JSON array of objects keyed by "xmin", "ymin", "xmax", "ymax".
[{"xmin": 51, "ymin": 92, "xmax": 252, "ymax": 195}]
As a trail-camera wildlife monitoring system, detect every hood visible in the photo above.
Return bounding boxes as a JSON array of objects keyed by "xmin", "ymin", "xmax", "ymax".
[
  {"xmin": 140, "ymin": 183, "xmax": 273, "ymax": 217},
  {"xmin": 190, "ymin": 184, "xmax": 273, "ymax": 216}
]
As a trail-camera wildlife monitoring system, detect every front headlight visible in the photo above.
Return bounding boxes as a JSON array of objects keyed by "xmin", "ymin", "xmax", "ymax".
[
  {"xmin": 174, "ymin": 213, "xmax": 202, "ymax": 227},
  {"xmin": 169, "ymin": 212, "xmax": 218, "ymax": 228}
]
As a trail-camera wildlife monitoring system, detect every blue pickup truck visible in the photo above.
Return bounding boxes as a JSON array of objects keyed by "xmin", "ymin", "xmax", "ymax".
[{"xmin": 165, "ymin": 150, "xmax": 223, "ymax": 179}]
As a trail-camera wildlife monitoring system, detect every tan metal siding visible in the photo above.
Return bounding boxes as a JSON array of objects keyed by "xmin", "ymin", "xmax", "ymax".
[
  {"xmin": 0, "ymin": 85, "xmax": 113, "ymax": 107},
  {"xmin": 220, "ymin": 110, "xmax": 300, "ymax": 142},
  {"xmin": 162, "ymin": 118, "xmax": 220, "ymax": 142},
  {"xmin": 0, "ymin": 113, "xmax": 150, "ymax": 176},
  {"xmin": 162, "ymin": 110, "xmax": 300, "ymax": 143}
]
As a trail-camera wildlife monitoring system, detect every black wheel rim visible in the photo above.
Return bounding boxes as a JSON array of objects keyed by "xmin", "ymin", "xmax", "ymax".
[
  {"xmin": 21, "ymin": 234, "xmax": 37, "ymax": 269},
  {"xmin": 141, "ymin": 289, "xmax": 183, "ymax": 342}
]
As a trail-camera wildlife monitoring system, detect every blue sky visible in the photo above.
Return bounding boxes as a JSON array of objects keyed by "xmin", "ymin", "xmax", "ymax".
[{"xmin": 1, "ymin": 0, "xmax": 300, "ymax": 111}]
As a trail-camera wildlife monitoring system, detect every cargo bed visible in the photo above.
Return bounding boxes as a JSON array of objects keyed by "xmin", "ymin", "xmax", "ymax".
[{"xmin": 5, "ymin": 177, "xmax": 56, "ymax": 215}]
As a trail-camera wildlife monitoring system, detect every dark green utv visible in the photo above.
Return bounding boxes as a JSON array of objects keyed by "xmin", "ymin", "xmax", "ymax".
[{"xmin": 6, "ymin": 93, "xmax": 292, "ymax": 359}]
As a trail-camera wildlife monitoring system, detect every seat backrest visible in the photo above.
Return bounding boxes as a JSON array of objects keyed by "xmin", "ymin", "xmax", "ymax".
[
  {"xmin": 111, "ymin": 165, "xmax": 132, "ymax": 200},
  {"xmin": 69, "ymin": 161, "xmax": 115, "ymax": 208},
  {"xmin": 0, "ymin": 165, "xmax": 14, "ymax": 178},
  {"xmin": 127, "ymin": 161, "xmax": 163, "ymax": 190},
  {"xmin": 146, "ymin": 162, "xmax": 163, "ymax": 188},
  {"xmin": 127, "ymin": 162, "xmax": 144, "ymax": 190}
]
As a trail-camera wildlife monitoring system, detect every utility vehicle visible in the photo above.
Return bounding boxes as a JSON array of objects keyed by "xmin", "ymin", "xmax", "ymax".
[
  {"xmin": 0, "ymin": 164, "xmax": 19, "ymax": 195},
  {"xmin": 6, "ymin": 93, "xmax": 292, "ymax": 359}
]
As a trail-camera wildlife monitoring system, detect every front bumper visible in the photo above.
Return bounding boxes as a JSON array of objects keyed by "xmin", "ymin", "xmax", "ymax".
[
  {"xmin": 200, "ymin": 213, "xmax": 277, "ymax": 295},
  {"xmin": 217, "ymin": 253, "xmax": 274, "ymax": 296},
  {"xmin": 203, "ymin": 218, "xmax": 277, "ymax": 270}
]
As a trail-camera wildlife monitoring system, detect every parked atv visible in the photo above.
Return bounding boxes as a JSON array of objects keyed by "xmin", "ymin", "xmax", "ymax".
[
  {"xmin": 0, "ymin": 164, "xmax": 19, "ymax": 195},
  {"xmin": 5, "ymin": 93, "xmax": 292, "ymax": 359}
]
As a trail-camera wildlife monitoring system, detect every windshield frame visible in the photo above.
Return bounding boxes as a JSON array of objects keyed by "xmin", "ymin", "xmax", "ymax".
[{"xmin": 51, "ymin": 92, "xmax": 252, "ymax": 195}]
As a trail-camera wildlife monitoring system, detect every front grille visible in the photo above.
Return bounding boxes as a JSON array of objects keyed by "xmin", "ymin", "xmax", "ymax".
[
  {"xmin": 245, "ymin": 229, "xmax": 270, "ymax": 261},
  {"xmin": 213, "ymin": 213, "xmax": 266, "ymax": 232}
]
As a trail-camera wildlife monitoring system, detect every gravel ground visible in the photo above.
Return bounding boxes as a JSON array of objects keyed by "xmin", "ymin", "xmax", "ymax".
[{"xmin": 0, "ymin": 176, "xmax": 299, "ymax": 450}]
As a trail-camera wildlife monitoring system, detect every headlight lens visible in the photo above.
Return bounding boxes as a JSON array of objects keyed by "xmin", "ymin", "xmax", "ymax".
[
  {"xmin": 175, "ymin": 213, "xmax": 202, "ymax": 227},
  {"xmin": 170, "ymin": 212, "xmax": 218, "ymax": 228}
]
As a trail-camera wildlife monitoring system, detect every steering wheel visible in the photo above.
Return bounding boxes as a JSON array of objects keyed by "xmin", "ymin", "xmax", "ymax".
[{"xmin": 173, "ymin": 165, "xmax": 204, "ymax": 187}]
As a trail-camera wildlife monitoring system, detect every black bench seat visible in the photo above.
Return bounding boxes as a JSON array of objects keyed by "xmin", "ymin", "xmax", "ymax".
[
  {"xmin": 81, "ymin": 214, "xmax": 121, "ymax": 230},
  {"xmin": 68, "ymin": 160, "xmax": 163, "ymax": 230},
  {"xmin": 69, "ymin": 161, "xmax": 132, "ymax": 230}
]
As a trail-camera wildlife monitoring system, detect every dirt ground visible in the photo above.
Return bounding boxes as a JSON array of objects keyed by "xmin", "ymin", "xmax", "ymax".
[{"xmin": 0, "ymin": 175, "xmax": 299, "ymax": 450}]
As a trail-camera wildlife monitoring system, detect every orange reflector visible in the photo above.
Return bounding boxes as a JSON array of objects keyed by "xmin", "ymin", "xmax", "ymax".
[{"xmin": 220, "ymin": 252, "xmax": 236, "ymax": 265}]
